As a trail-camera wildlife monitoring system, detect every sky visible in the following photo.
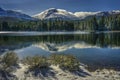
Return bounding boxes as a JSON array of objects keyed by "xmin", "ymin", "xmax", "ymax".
[{"xmin": 0, "ymin": 0, "xmax": 120, "ymax": 16}]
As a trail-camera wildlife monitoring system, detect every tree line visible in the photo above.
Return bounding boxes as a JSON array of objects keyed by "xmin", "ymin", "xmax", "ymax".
[{"xmin": 0, "ymin": 14, "xmax": 120, "ymax": 31}]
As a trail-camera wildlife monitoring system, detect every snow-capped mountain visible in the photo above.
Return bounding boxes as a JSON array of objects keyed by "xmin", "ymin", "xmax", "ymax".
[
  {"xmin": 0, "ymin": 7, "xmax": 34, "ymax": 20},
  {"xmin": 34, "ymin": 8, "xmax": 120, "ymax": 20},
  {"xmin": 1, "ymin": 7, "xmax": 120, "ymax": 21},
  {"xmin": 74, "ymin": 12, "xmax": 100, "ymax": 19},
  {"xmin": 33, "ymin": 8, "xmax": 78, "ymax": 20},
  {"xmin": 74, "ymin": 10, "xmax": 120, "ymax": 19}
]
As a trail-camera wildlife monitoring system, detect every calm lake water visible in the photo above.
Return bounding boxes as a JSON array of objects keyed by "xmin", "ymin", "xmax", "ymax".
[{"xmin": 0, "ymin": 32, "xmax": 120, "ymax": 70}]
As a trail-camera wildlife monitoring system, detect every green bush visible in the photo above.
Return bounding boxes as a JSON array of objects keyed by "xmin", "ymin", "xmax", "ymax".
[
  {"xmin": 49, "ymin": 53, "xmax": 80, "ymax": 71},
  {"xmin": 23, "ymin": 55, "xmax": 49, "ymax": 70}
]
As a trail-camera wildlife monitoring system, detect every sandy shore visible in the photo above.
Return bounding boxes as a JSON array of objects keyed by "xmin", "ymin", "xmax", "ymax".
[{"xmin": 12, "ymin": 63, "xmax": 120, "ymax": 80}]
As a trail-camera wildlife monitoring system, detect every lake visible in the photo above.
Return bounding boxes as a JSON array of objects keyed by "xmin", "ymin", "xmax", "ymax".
[{"xmin": 0, "ymin": 32, "xmax": 120, "ymax": 71}]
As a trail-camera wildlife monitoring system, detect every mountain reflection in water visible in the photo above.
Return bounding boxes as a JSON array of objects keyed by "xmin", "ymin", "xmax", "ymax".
[{"xmin": 0, "ymin": 32, "xmax": 120, "ymax": 70}]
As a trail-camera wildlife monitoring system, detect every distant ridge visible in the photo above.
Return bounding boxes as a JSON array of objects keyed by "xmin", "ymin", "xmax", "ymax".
[
  {"xmin": 33, "ymin": 8, "xmax": 120, "ymax": 20},
  {"xmin": 0, "ymin": 7, "xmax": 120, "ymax": 21},
  {"xmin": 0, "ymin": 7, "xmax": 35, "ymax": 21}
]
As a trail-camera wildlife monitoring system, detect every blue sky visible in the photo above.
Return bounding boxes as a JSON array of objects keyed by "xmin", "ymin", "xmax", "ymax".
[{"xmin": 0, "ymin": 0, "xmax": 120, "ymax": 15}]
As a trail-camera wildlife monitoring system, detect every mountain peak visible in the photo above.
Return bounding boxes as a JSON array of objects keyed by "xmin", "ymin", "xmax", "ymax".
[
  {"xmin": 45, "ymin": 8, "xmax": 57, "ymax": 12},
  {"xmin": 34, "ymin": 9, "xmax": 120, "ymax": 20},
  {"xmin": 33, "ymin": 8, "xmax": 78, "ymax": 20},
  {"xmin": 47, "ymin": 8, "xmax": 57, "ymax": 10}
]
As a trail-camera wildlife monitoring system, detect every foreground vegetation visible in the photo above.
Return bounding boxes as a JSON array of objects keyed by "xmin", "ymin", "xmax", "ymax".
[
  {"xmin": 0, "ymin": 52, "xmax": 18, "ymax": 80},
  {"xmin": 0, "ymin": 51, "xmax": 19, "ymax": 72},
  {"xmin": 0, "ymin": 52, "xmax": 80, "ymax": 73},
  {"xmin": 0, "ymin": 51, "xmax": 120, "ymax": 80},
  {"xmin": 49, "ymin": 53, "xmax": 80, "ymax": 71},
  {"xmin": 0, "ymin": 51, "xmax": 80, "ymax": 79},
  {"xmin": 23, "ymin": 53, "xmax": 80, "ymax": 72},
  {"xmin": 23, "ymin": 56, "xmax": 49, "ymax": 71}
]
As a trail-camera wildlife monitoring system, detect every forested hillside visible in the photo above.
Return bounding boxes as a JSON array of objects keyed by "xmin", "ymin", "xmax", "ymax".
[{"xmin": 0, "ymin": 14, "xmax": 120, "ymax": 31}]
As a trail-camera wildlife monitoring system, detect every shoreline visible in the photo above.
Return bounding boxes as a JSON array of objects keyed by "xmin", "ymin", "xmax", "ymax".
[
  {"xmin": 0, "ymin": 31, "xmax": 119, "ymax": 36},
  {"xmin": 12, "ymin": 63, "xmax": 120, "ymax": 80}
]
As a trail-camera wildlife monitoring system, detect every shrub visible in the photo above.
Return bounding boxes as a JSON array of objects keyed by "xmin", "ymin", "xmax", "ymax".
[
  {"xmin": 23, "ymin": 53, "xmax": 80, "ymax": 72},
  {"xmin": 1, "ymin": 51, "xmax": 19, "ymax": 71},
  {"xmin": 0, "ymin": 52, "xmax": 18, "ymax": 80},
  {"xmin": 2, "ymin": 51, "xmax": 19, "ymax": 67},
  {"xmin": 49, "ymin": 53, "xmax": 80, "ymax": 71},
  {"xmin": 23, "ymin": 55, "xmax": 49, "ymax": 70},
  {"xmin": 48, "ymin": 53, "xmax": 63, "ymax": 65}
]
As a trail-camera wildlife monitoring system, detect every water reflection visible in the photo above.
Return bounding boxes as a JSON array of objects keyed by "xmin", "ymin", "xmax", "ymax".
[
  {"xmin": 0, "ymin": 32, "xmax": 119, "ymax": 52},
  {"xmin": 0, "ymin": 32, "xmax": 120, "ymax": 70}
]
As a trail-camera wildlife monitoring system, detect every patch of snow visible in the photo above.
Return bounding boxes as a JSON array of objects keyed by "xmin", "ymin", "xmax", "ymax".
[
  {"xmin": 74, "ymin": 12, "xmax": 99, "ymax": 19},
  {"xmin": 12, "ymin": 63, "xmax": 120, "ymax": 80}
]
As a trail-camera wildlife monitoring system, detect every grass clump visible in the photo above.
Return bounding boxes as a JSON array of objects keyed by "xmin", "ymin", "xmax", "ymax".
[
  {"xmin": 23, "ymin": 53, "xmax": 80, "ymax": 72},
  {"xmin": 1, "ymin": 51, "xmax": 19, "ymax": 72},
  {"xmin": 0, "ymin": 51, "xmax": 18, "ymax": 80},
  {"xmin": 49, "ymin": 53, "xmax": 80, "ymax": 71},
  {"xmin": 23, "ymin": 55, "xmax": 49, "ymax": 70}
]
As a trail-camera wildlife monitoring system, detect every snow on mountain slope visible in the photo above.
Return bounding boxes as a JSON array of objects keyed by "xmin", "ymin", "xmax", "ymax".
[
  {"xmin": 0, "ymin": 7, "xmax": 34, "ymax": 20},
  {"xmin": 74, "ymin": 10, "xmax": 120, "ymax": 19},
  {"xmin": 33, "ymin": 8, "xmax": 78, "ymax": 20},
  {"xmin": 34, "ymin": 8, "xmax": 120, "ymax": 20},
  {"xmin": 74, "ymin": 12, "xmax": 100, "ymax": 19},
  {"xmin": 1, "ymin": 7, "xmax": 120, "ymax": 21}
]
